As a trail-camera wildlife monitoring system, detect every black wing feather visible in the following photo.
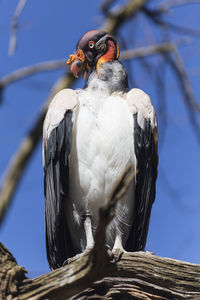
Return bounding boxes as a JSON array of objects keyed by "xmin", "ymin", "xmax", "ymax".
[
  {"xmin": 44, "ymin": 110, "xmax": 75, "ymax": 269},
  {"xmin": 125, "ymin": 113, "xmax": 158, "ymax": 251}
]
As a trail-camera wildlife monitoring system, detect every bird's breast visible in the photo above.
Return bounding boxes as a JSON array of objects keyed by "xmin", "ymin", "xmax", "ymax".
[{"xmin": 68, "ymin": 92, "xmax": 136, "ymax": 220}]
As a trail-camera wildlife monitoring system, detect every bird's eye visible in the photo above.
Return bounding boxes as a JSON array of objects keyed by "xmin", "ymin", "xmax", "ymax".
[{"xmin": 88, "ymin": 41, "xmax": 95, "ymax": 49}]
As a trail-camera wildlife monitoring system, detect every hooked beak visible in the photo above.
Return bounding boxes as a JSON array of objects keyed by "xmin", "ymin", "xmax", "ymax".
[{"xmin": 67, "ymin": 49, "xmax": 90, "ymax": 79}]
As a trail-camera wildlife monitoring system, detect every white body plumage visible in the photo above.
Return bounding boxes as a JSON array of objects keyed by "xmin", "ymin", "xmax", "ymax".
[{"xmin": 66, "ymin": 87, "xmax": 136, "ymax": 251}]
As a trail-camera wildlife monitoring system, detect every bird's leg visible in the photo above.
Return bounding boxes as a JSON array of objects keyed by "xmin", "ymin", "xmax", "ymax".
[
  {"xmin": 64, "ymin": 213, "xmax": 94, "ymax": 265},
  {"xmin": 112, "ymin": 234, "xmax": 126, "ymax": 261},
  {"xmin": 84, "ymin": 213, "xmax": 94, "ymax": 249}
]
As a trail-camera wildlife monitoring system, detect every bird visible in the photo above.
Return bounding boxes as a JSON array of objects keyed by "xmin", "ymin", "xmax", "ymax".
[{"xmin": 43, "ymin": 30, "xmax": 158, "ymax": 270}]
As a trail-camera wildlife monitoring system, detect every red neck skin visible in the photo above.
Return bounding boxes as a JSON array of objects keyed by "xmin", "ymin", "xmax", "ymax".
[{"xmin": 97, "ymin": 39, "xmax": 118, "ymax": 71}]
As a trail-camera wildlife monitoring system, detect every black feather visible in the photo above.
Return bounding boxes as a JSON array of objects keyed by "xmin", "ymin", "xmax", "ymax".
[
  {"xmin": 44, "ymin": 110, "xmax": 75, "ymax": 270},
  {"xmin": 125, "ymin": 113, "xmax": 158, "ymax": 251}
]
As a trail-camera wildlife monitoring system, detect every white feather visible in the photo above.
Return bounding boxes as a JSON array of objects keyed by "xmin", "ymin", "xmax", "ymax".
[{"xmin": 65, "ymin": 87, "xmax": 136, "ymax": 249}]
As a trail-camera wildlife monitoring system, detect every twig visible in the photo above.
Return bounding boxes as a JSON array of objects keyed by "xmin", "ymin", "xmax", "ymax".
[
  {"xmin": 155, "ymin": 62, "xmax": 167, "ymax": 150},
  {"xmin": 158, "ymin": 0, "xmax": 200, "ymax": 13},
  {"xmin": 8, "ymin": 0, "xmax": 27, "ymax": 55},
  {"xmin": 101, "ymin": 0, "xmax": 116, "ymax": 15},
  {"xmin": 142, "ymin": 6, "xmax": 200, "ymax": 37},
  {"xmin": 120, "ymin": 42, "xmax": 175, "ymax": 60},
  {"xmin": 166, "ymin": 49, "xmax": 200, "ymax": 145},
  {"xmin": 93, "ymin": 166, "xmax": 135, "ymax": 256}
]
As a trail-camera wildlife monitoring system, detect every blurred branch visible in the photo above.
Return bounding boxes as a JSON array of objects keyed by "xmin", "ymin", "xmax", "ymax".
[
  {"xmin": 0, "ymin": 0, "xmax": 146, "ymax": 227},
  {"xmin": 0, "ymin": 39, "xmax": 187, "ymax": 98},
  {"xmin": 120, "ymin": 40, "xmax": 200, "ymax": 117},
  {"xmin": 165, "ymin": 49, "xmax": 200, "ymax": 145},
  {"xmin": 8, "ymin": 0, "xmax": 27, "ymax": 55},
  {"xmin": 171, "ymin": 49, "xmax": 200, "ymax": 113},
  {"xmin": 0, "ymin": 167, "xmax": 134, "ymax": 299},
  {"xmin": 0, "ymin": 73, "xmax": 75, "ymax": 227},
  {"xmin": 0, "ymin": 60, "xmax": 66, "ymax": 88},
  {"xmin": 102, "ymin": 0, "xmax": 148, "ymax": 34},
  {"xmin": 101, "ymin": 0, "xmax": 116, "ymax": 15},
  {"xmin": 158, "ymin": 0, "xmax": 200, "ymax": 13},
  {"xmin": 142, "ymin": 6, "xmax": 200, "ymax": 37},
  {"xmin": 156, "ymin": 63, "xmax": 167, "ymax": 149},
  {"xmin": 0, "ymin": 60, "xmax": 66, "ymax": 102},
  {"xmin": 94, "ymin": 165, "xmax": 135, "ymax": 255},
  {"xmin": 120, "ymin": 41, "xmax": 175, "ymax": 60}
]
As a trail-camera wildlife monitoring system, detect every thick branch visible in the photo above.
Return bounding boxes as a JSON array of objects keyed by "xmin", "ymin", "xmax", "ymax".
[
  {"xmin": 1, "ymin": 242, "xmax": 200, "ymax": 300},
  {"xmin": 0, "ymin": 168, "xmax": 134, "ymax": 299}
]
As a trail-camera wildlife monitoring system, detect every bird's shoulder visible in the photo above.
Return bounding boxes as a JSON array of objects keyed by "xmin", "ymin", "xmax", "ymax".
[
  {"xmin": 43, "ymin": 88, "xmax": 78, "ymax": 141},
  {"xmin": 125, "ymin": 88, "xmax": 157, "ymax": 129}
]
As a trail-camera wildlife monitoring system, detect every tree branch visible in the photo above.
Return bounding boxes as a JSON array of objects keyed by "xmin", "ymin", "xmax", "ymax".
[
  {"xmin": 1, "ymin": 241, "xmax": 200, "ymax": 299},
  {"xmin": 0, "ymin": 166, "xmax": 135, "ymax": 299},
  {"xmin": 165, "ymin": 49, "xmax": 200, "ymax": 145},
  {"xmin": 0, "ymin": 72, "xmax": 75, "ymax": 227},
  {"xmin": 158, "ymin": 0, "xmax": 200, "ymax": 13},
  {"xmin": 120, "ymin": 41, "xmax": 175, "ymax": 60},
  {"xmin": 8, "ymin": 0, "xmax": 27, "ymax": 55},
  {"xmin": 0, "ymin": 60, "xmax": 66, "ymax": 102},
  {"xmin": 102, "ymin": 0, "xmax": 148, "ymax": 34},
  {"xmin": 0, "ymin": 40, "xmax": 186, "ymax": 96},
  {"xmin": 0, "ymin": 60, "xmax": 66, "ymax": 89}
]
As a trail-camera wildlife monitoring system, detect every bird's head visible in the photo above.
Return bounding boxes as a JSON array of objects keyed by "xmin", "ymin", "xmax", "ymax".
[{"xmin": 67, "ymin": 30, "xmax": 120, "ymax": 79}]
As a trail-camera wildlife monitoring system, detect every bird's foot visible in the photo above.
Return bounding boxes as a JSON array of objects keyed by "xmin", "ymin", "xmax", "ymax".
[
  {"xmin": 112, "ymin": 248, "xmax": 126, "ymax": 262},
  {"xmin": 105, "ymin": 244, "xmax": 115, "ymax": 263},
  {"xmin": 63, "ymin": 252, "xmax": 84, "ymax": 265},
  {"xmin": 144, "ymin": 250, "xmax": 155, "ymax": 256}
]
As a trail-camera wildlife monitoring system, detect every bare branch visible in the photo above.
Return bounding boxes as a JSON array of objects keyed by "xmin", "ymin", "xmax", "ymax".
[
  {"xmin": 0, "ymin": 60, "xmax": 66, "ymax": 88},
  {"xmin": 0, "ymin": 60, "xmax": 66, "ymax": 102},
  {"xmin": 158, "ymin": 0, "xmax": 200, "ymax": 13},
  {"xmin": 0, "ymin": 168, "xmax": 135, "ymax": 299},
  {"xmin": 8, "ymin": 0, "xmax": 27, "ymax": 55},
  {"xmin": 1, "ymin": 241, "xmax": 200, "ymax": 299},
  {"xmin": 94, "ymin": 165, "xmax": 135, "ymax": 255},
  {"xmin": 142, "ymin": 6, "xmax": 200, "ymax": 37},
  {"xmin": 101, "ymin": 0, "xmax": 116, "ymax": 15},
  {"xmin": 172, "ymin": 49, "xmax": 200, "ymax": 113},
  {"xmin": 102, "ymin": 0, "xmax": 148, "ymax": 34},
  {"xmin": 165, "ymin": 49, "xmax": 200, "ymax": 145},
  {"xmin": 120, "ymin": 42, "xmax": 175, "ymax": 60},
  {"xmin": 0, "ymin": 39, "xmax": 187, "ymax": 94},
  {"xmin": 0, "ymin": 72, "xmax": 75, "ymax": 227}
]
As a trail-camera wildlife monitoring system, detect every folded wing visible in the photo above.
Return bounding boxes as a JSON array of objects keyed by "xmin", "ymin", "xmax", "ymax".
[
  {"xmin": 43, "ymin": 89, "xmax": 78, "ymax": 269},
  {"xmin": 125, "ymin": 88, "xmax": 158, "ymax": 251}
]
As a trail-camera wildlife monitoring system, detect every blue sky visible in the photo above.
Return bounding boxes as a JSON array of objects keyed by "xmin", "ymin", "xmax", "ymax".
[{"xmin": 0, "ymin": 0, "xmax": 200, "ymax": 278}]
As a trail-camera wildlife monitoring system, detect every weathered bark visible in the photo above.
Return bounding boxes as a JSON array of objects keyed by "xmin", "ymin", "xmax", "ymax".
[{"xmin": 1, "ymin": 242, "xmax": 200, "ymax": 300}]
